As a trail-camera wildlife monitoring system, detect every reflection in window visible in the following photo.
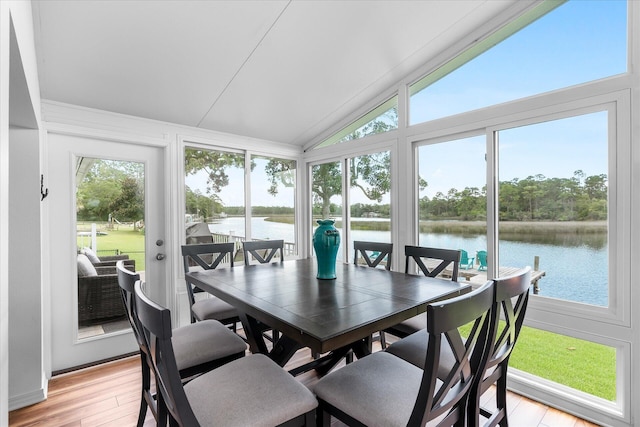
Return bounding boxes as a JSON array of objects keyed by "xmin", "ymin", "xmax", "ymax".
[
  {"xmin": 410, "ymin": 0, "xmax": 627, "ymax": 125},
  {"xmin": 417, "ymin": 136, "xmax": 487, "ymax": 281},
  {"xmin": 315, "ymin": 96, "xmax": 398, "ymax": 149},
  {"xmin": 250, "ymin": 155, "xmax": 297, "ymax": 256},
  {"xmin": 184, "ymin": 147, "xmax": 245, "ymax": 244},
  {"xmin": 498, "ymin": 112, "xmax": 608, "ymax": 306},
  {"xmin": 349, "ymin": 151, "xmax": 392, "ymax": 262}
]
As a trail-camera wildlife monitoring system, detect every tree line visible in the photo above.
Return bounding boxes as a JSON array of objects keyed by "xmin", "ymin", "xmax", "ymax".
[{"xmin": 421, "ymin": 170, "xmax": 607, "ymax": 221}]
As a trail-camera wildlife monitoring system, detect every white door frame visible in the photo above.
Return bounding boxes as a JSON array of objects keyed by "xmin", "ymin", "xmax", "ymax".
[{"xmin": 45, "ymin": 130, "xmax": 170, "ymax": 373}]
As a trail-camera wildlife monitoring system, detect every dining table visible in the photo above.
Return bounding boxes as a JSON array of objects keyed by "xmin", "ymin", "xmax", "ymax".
[{"xmin": 185, "ymin": 258, "xmax": 471, "ymax": 376}]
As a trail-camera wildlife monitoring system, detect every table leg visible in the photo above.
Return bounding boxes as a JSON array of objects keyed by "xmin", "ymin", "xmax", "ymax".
[{"xmin": 238, "ymin": 312, "xmax": 269, "ymax": 355}]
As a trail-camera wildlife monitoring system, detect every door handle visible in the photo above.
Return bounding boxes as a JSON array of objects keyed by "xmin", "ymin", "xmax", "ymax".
[{"xmin": 156, "ymin": 253, "xmax": 166, "ymax": 260}]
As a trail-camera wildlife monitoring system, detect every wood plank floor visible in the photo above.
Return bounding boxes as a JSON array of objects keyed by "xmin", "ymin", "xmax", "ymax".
[{"xmin": 9, "ymin": 343, "xmax": 601, "ymax": 427}]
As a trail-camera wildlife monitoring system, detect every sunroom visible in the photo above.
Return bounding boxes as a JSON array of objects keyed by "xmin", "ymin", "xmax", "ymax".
[{"xmin": 2, "ymin": 1, "xmax": 639, "ymax": 426}]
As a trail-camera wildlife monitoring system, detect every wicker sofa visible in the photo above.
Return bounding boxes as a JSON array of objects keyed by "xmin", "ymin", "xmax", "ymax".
[{"xmin": 77, "ymin": 253, "xmax": 135, "ymax": 324}]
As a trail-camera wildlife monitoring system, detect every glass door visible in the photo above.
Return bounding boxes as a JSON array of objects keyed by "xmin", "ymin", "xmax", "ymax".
[{"xmin": 48, "ymin": 134, "xmax": 167, "ymax": 372}]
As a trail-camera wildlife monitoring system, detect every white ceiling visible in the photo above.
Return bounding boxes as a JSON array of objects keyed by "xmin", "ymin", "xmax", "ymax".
[{"xmin": 32, "ymin": 0, "xmax": 519, "ymax": 147}]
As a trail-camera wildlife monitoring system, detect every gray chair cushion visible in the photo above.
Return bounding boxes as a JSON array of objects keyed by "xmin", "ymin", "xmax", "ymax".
[
  {"xmin": 385, "ymin": 330, "xmax": 461, "ymax": 381},
  {"xmin": 192, "ymin": 297, "xmax": 238, "ymax": 321},
  {"xmin": 184, "ymin": 354, "xmax": 317, "ymax": 427},
  {"xmin": 313, "ymin": 351, "xmax": 429, "ymax": 426},
  {"xmin": 81, "ymin": 247, "xmax": 101, "ymax": 264},
  {"xmin": 172, "ymin": 319, "xmax": 246, "ymax": 371},
  {"xmin": 77, "ymin": 254, "xmax": 97, "ymax": 277}
]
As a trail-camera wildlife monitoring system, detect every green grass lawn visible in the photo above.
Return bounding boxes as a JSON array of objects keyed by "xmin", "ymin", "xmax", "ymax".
[
  {"xmin": 510, "ymin": 325, "xmax": 616, "ymax": 401},
  {"xmin": 461, "ymin": 321, "xmax": 616, "ymax": 401}
]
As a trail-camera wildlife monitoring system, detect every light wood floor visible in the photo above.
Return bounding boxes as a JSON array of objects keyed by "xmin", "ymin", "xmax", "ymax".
[{"xmin": 9, "ymin": 344, "xmax": 601, "ymax": 427}]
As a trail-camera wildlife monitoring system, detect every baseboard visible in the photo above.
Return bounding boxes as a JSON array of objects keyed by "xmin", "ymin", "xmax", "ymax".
[{"xmin": 9, "ymin": 386, "xmax": 46, "ymax": 411}]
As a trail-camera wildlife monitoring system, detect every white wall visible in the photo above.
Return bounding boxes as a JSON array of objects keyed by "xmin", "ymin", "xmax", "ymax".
[
  {"xmin": 8, "ymin": 128, "xmax": 43, "ymax": 410},
  {"xmin": 0, "ymin": 0, "xmax": 42, "ymax": 423}
]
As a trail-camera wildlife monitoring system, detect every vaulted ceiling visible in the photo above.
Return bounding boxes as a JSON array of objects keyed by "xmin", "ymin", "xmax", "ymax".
[{"xmin": 32, "ymin": 0, "xmax": 519, "ymax": 147}]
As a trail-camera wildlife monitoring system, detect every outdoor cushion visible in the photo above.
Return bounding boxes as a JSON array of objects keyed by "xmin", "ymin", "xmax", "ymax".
[
  {"xmin": 77, "ymin": 254, "xmax": 98, "ymax": 277},
  {"xmin": 81, "ymin": 247, "xmax": 101, "ymax": 264}
]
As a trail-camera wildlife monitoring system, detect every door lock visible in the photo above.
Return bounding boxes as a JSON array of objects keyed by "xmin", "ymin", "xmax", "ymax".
[{"xmin": 156, "ymin": 253, "xmax": 166, "ymax": 260}]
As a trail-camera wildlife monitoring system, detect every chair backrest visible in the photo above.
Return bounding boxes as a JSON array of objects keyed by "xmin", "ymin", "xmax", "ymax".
[
  {"xmin": 459, "ymin": 249, "xmax": 469, "ymax": 264},
  {"xmin": 116, "ymin": 261, "xmax": 160, "ymax": 422},
  {"xmin": 405, "ymin": 245, "xmax": 461, "ymax": 281},
  {"xmin": 134, "ymin": 281, "xmax": 201, "ymax": 426},
  {"xmin": 182, "ymin": 243, "xmax": 236, "ymax": 323},
  {"xmin": 242, "ymin": 239, "xmax": 284, "ymax": 266},
  {"xmin": 409, "ymin": 280, "xmax": 496, "ymax": 426},
  {"xmin": 484, "ymin": 267, "xmax": 531, "ymax": 385},
  {"xmin": 116, "ymin": 260, "xmax": 142, "ymax": 340},
  {"xmin": 353, "ymin": 241, "xmax": 393, "ymax": 270},
  {"xmin": 477, "ymin": 250, "xmax": 488, "ymax": 269},
  {"xmin": 182, "ymin": 242, "xmax": 235, "ymax": 272}
]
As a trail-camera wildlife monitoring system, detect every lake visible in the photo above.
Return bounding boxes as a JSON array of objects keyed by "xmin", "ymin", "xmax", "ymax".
[{"xmin": 207, "ymin": 217, "xmax": 608, "ymax": 307}]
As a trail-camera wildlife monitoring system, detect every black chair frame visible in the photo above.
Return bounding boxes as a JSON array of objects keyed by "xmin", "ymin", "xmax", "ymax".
[
  {"xmin": 405, "ymin": 245, "xmax": 461, "ymax": 280},
  {"xmin": 181, "ymin": 243, "xmax": 239, "ymax": 327},
  {"xmin": 353, "ymin": 241, "xmax": 393, "ymax": 270},
  {"xmin": 242, "ymin": 239, "xmax": 285, "ymax": 265}
]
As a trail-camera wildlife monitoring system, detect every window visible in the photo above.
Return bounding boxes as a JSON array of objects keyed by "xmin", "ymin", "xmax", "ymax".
[
  {"xmin": 311, "ymin": 161, "xmax": 343, "ymax": 259},
  {"xmin": 315, "ymin": 96, "xmax": 398, "ymax": 149},
  {"xmin": 250, "ymin": 155, "xmax": 297, "ymax": 256},
  {"xmin": 497, "ymin": 112, "xmax": 609, "ymax": 307},
  {"xmin": 348, "ymin": 151, "xmax": 392, "ymax": 260},
  {"xmin": 184, "ymin": 148, "xmax": 298, "ymax": 257},
  {"xmin": 410, "ymin": 0, "xmax": 627, "ymax": 125},
  {"xmin": 76, "ymin": 158, "xmax": 145, "ymax": 339},
  {"xmin": 184, "ymin": 147, "xmax": 245, "ymax": 244},
  {"xmin": 417, "ymin": 136, "xmax": 487, "ymax": 281}
]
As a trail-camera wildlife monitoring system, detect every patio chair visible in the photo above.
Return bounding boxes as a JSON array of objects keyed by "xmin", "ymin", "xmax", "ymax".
[
  {"xmin": 459, "ymin": 249, "xmax": 475, "ymax": 270},
  {"xmin": 80, "ymin": 246, "xmax": 135, "ymax": 270},
  {"xmin": 77, "ymin": 254, "xmax": 128, "ymax": 324},
  {"xmin": 242, "ymin": 239, "xmax": 284, "ymax": 265},
  {"xmin": 116, "ymin": 261, "xmax": 247, "ymax": 427},
  {"xmin": 313, "ymin": 280, "xmax": 496, "ymax": 427},
  {"xmin": 181, "ymin": 243, "xmax": 240, "ymax": 330},
  {"xmin": 381, "ymin": 246, "xmax": 461, "ymax": 344},
  {"xmin": 385, "ymin": 267, "xmax": 531, "ymax": 427},
  {"xmin": 477, "ymin": 250, "xmax": 488, "ymax": 271},
  {"xmin": 133, "ymin": 281, "xmax": 317, "ymax": 427}
]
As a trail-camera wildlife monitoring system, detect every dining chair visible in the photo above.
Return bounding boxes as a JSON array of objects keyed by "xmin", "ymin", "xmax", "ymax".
[
  {"xmin": 242, "ymin": 239, "xmax": 285, "ymax": 265},
  {"xmin": 181, "ymin": 243, "xmax": 240, "ymax": 330},
  {"xmin": 353, "ymin": 240, "xmax": 392, "ymax": 270},
  {"xmin": 381, "ymin": 245, "xmax": 462, "ymax": 345},
  {"xmin": 385, "ymin": 267, "xmax": 532, "ymax": 427},
  {"xmin": 116, "ymin": 261, "xmax": 247, "ymax": 427},
  {"xmin": 241, "ymin": 239, "xmax": 285, "ymax": 343},
  {"xmin": 313, "ymin": 280, "xmax": 496, "ymax": 427},
  {"xmin": 133, "ymin": 280, "xmax": 318, "ymax": 427},
  {"xmin": 353, "ymin": 241, "xmax": 393, "ymax": 349}
]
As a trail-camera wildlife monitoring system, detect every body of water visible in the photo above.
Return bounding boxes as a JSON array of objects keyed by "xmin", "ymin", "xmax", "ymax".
[{"xmin": 208, "ymin": 217, "xmax": 608, "ymax": 307}]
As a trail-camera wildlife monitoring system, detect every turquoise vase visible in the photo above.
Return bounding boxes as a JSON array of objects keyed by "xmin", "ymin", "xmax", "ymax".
[{"xmin": 313, "ymin": 219, "xmax": 341, "ymax": 280}]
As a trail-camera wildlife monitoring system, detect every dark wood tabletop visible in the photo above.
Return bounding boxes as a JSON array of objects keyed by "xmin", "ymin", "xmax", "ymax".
[{"xmin": 186, "ymin": 258, "xmax": 471, "ymax": 374}]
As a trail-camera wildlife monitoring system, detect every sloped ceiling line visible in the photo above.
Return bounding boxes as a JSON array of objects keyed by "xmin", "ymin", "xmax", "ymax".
[{"xmin": 196, "ymin": 0, "xmax": 292, "ymax": 127}]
